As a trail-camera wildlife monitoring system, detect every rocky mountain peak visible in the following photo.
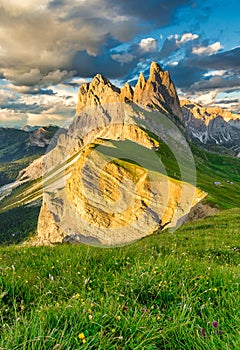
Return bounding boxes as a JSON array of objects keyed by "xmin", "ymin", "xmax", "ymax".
[
  {"xmin": 76, "ymin": 73, "xmax": 121, "ymax": 114},
  {"xmin": 149, "ymin": 61, "xmax": 163, "ymax": 80},
  {"xmin": 133, "ymin": 63, "xmax": 182, "ymax": 119},
  {"xmin": 120, "ymin": 82, "xmax": 134, "ymax": 102},
  {"xmin": 137, "ymin": 72, "xmax": 147, "ymax": 88},
  {"xmin": 76, "ymin": 61, "xmax": 183, "ymax": 120},
  {"xmin": 148, "ymin": 62, "xmax": 171, "ymax": 90}
]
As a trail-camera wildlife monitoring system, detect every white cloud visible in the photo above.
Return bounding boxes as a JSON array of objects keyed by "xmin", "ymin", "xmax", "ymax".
[
  {"xmin": 139, "ymin": 38, "xmax": 158, "ymax": 52},
  {"xmin": 204, "ymin": 70, "xmax": 226, "ymax": 77},
  {"xmin": 0, "ymin": 88, "xmax": 16, "ymax": 104},
  {"xmin": 9, "ymin": 69, "xmax": 75, "ymax": 87},
  {"xmin": 25, "ymin": 112, "xmax": 68, "ymax": 127},
  {"xmin": 169, "ymin": 61, "xmax": 179, "ymax": 66},
  {"xmin": 188, "ymin": 90, "xmax": 240, "ymax": 112},
  {"xmin": 111, "ymin": 53, "xmax": 135, "ymax": 64},
  {"xmin": 0, "ymin": 0, "xmax": 149, "ymax": 84},
  {"xmin": 0, "ymin": 81, "xmax": 78, "ymax": 127},
  {"xmin": 42, "ymin": 70, "xmax": 76, "ymax": 85},
  {"xmin": 192, "ymin": 42, "xmax": 223, "ymax": 56},
  {"xmin": 167, "ymin": 34, "xmax": 178, "ymax": 40},
  {"xmin": 177, "ymin": 33, "xmax": 199, "ymax": 44},
  {"xmin": 13, "ymin": 69, "xmax": 42, "ymax": 86},
  {"xmin": 191, "ymin": 91, "xmax": 218, "ymax": 106}
]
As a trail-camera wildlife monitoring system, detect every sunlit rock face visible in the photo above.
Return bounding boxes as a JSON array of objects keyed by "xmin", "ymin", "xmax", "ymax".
[
  {"xmin": 76, "ymin": 62, "xmax": 183, "ymax": 121},
  {"xmin": 133, "ymin": 62, "xmax": 182, "ymax": 120},
  {"xmin": 35, "ymin": 63, "xmax": 205, "ymax": 246},
  {"xmin": 181, "ymin": 100, "xmax": 240, "ymax": 155},
  {"xmin": 36, "ymin": 137, "xmax": 204, "ymax": 246}
]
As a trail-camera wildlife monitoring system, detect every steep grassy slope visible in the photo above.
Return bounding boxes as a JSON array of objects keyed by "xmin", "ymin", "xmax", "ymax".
[
  {"xmin": 0, "ymin": 134, "xmax": 239, "ymax": 246},
  {"xmin": 193, "ymin": 146, "xmax": 240, "ymax": 209},
  {"xmin": 0, "ymin": 156, "xmax": 41, "ymax": 187},
  {"xmin": 0, "ymin": 208, "xmax": 239, "ymax": 349}
]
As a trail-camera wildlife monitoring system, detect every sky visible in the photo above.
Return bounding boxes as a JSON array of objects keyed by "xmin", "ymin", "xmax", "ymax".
[{"xmin": 0, "ymin": 0, "xmax": 239, "ymax": 128}]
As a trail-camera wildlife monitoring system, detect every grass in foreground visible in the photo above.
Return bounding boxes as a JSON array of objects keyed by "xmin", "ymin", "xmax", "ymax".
[{"xmin": 0, "ymin": 208, "xmax": 239, "ymax": 350}]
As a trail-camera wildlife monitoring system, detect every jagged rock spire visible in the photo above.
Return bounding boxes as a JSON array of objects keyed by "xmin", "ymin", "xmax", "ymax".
[
  {"xmin": 149, "ymin": 61, "xmax": 163, "ymax": 80},
  {"xmin": 76, "ymin": 73, "xmax": 120, "ymax": 114},
  {"xmin": 76, "ymin": 61, "xmax": 183, "ymax": 120},
  {"xmin": 120, "ymin": 82, "xmax": 134, "ymax": 102},
  {"xmin": 133, "ymin": 72, "xmax": 147, "ymax": 104}
]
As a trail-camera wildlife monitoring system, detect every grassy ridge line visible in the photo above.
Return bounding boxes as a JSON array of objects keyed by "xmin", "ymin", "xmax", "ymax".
[{"xmin": 0, "ymin": 208, "xmax": 239, "ymax": 349}]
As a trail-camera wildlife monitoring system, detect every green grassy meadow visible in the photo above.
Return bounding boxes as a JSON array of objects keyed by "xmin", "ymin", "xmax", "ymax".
[
  {"xmin": 0, "ymin": 208, "xmax": 239, "ymax": 349},
  {"xmin": 0, "ymin": 127, "xmax": 239, "ymax": 349}
]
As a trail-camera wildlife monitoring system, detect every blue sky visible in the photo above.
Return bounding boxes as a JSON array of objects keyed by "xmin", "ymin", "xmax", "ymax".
[{"xmin": 0, "ymin": 0, "xmax": 239, "ymax": 127}]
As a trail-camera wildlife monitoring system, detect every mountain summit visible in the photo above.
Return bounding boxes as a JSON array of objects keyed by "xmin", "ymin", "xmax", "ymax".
[
  {"xmin": 35, "ymin": 62, "xmax": 205, "ymax": 246},
  {"xmin": 76, "ymin": 62, "xmax": 240, "ymax": 155},
  {"xmin": 76, "ymin": 62, "xmax": 182, "ymax": 120}
]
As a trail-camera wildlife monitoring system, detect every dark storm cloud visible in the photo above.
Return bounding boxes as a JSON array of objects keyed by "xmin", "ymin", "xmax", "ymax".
[
  {"xmin": 0, "ymin": 102, "xmax": 46, "ymax": 114},
  {"xmin": 189, "ymin": 75, "xmax": 240, "ymax": 92},
  {"xmin": 0, "ymin": 0, "xmax": 192, "ymax": 87},
  {"xmin": 110, "ymin": 0, "xmax": 191, "ymax": 23},
  {"xmin": 171, "ymin": 47, "xmax": 240, "ymax": 92},
  {"xmin": 48, "ymin": 0, "xmax": 66, "ymax": 8},
  {"xmin": 161, "ymin": 62, "xmax": 205, "ymax": 89},
  {"xmin": 28, "ymin": 88, "xmax": 56, "ymax": 96},
  {"xmin": 159, "ymin": 37, "xmax": 180, "ymax": 58},
  {"xmin": 187, "ymin": 47, "xmax": 240, "ymax": 72},
  {"xmin": 70, "ymin": 50, "xmax": 138, "ymax": 79},
  {"xmin": 215, "ymin": 99, "xmax": 239, "ymax": 105}
]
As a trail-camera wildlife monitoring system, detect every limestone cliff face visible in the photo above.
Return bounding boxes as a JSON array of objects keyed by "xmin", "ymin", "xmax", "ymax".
[
  {"xmin": 35, "ymin": 98, "xmax": 204, "ymax": 246},
  {"xmin": 36, "ymin": 139, "xmax": 205, "ymax": 246},
  {"xmin": 76, "ymin": 74, "xmax": 120, "ymax": 114},
  {"xmin": 133, "ymin": 62, "xmax": 182, "ymax": 120},
  {"xmin": 35, "ymin": 62, "xmax": 206, "ymax": 246},
  {"xmin": 181, "ymin": 100, "xmax": 240, "ymax": 154},
  {"xmin": 120, "ymin": 82, "xmax": 134, "ymax": 102},
  {"xmin": 76, "ymin": 62, "xmax": 183, "ymax": 121}
]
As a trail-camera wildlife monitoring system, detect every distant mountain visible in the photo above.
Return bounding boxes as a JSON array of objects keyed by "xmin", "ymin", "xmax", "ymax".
[
  {"xmin": 181, "ymin": 100, "xmax": 240, "ymax": 156},
  {"xmin": 0, "ymin": 125, "xmax": 63, "ymax": 187},
  {"xmin": 21, "ymin": 125, "xmax": 43, "ymax": 132},
  {"xmin": 0, "ymin": 125, "xmax": 60, "ymax": 163}
]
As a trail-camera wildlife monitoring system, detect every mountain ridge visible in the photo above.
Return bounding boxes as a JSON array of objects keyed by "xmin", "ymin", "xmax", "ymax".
[
  {"xmin": 75, "ymin": 62, "xmax": 239, "ymax": 156},
  {"xmin": 76, "ymin": 62, "xmax": 182, "ymax": 121}
]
